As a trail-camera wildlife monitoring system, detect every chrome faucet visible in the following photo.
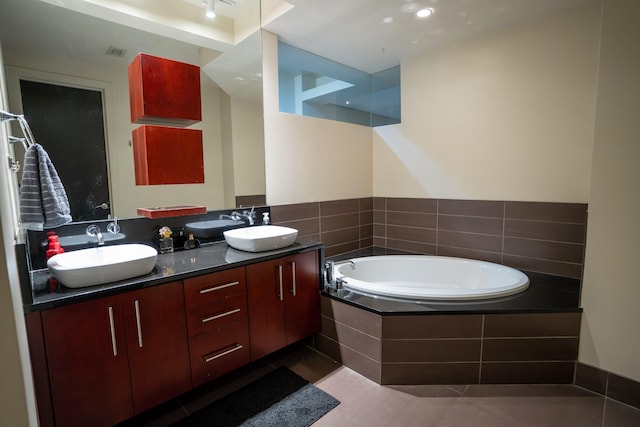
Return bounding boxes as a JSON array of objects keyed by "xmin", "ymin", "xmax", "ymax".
[
  {"xmin": 220, "ymin": 207, "xmax": 256, "ymax": 225},
  {"xmin": 86, "ymin": 224, "xmax": 104, "ymax": 246}
]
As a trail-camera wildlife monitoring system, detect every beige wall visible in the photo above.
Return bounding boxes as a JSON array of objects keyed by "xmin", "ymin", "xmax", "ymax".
[
  {"xmin": 262, "ymin": 30, "xmax": 373, "ymax": 206},
  {"xmin": 374, "ymin": 1, "xmax": 601, "ymax": 203},
  {"xmin": 580, "ymin": 0, "xmax": 640, "ymax": 382},
  {"xmin": 0, "ymin": 42, "xmax": 36, "ymax": 426},
  {"xmin": 231, "ymin": 98, "xmax": 265, "ymax": 197},
  {"xmin": 2, "ymin": 51, "xmax": 232, "ymax": 217}
]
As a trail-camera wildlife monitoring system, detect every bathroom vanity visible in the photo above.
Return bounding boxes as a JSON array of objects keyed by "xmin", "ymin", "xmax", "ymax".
[{"xmin": 24, "ymin": 240, "xmax": 322, "ymax": 427}]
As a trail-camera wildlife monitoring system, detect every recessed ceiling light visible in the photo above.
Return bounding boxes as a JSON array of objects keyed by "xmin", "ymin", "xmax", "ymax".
[
  {"xmin": 416, "ymin": 8, "xmax": 433, "ymax": 18},
  {"xmin": 382, "ymin": 16, "xmax": 394, "ymax": 24}
]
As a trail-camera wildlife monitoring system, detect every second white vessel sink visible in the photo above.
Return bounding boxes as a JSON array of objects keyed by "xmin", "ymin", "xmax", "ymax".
[
  {"xmin": 47, "ymin": 244, "xmax": 158, "ymax": 288},
  {"xmin": 223, "ymin": 225, "xmax": 298, "ymax": 252}
]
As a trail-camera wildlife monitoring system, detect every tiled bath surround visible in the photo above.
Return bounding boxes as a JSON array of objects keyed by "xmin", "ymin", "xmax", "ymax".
[
  {"xmin": 271, "ymin": 197, "xmax": 587, "ymax": 278},
  {"xmin": 315, "ymin": 296, "xmax": 581, "ymax": 385}
]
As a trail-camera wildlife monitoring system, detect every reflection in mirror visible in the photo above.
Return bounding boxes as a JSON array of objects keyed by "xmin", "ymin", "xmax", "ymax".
[{"xmin": 0, "ymin": 0, "xmax": 265, "ymax": 222}]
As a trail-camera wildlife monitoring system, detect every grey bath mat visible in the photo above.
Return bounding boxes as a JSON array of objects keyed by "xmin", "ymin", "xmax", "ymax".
[{"xmin": 172, "ymin": 367, "xmax": 340, "ymax": 427}]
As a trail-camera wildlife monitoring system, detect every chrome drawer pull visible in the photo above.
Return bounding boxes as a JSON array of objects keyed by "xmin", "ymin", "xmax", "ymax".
[
  {"xmin": 201, "ymin": 308, "xmax": 241, "ymax": 323},
  {"xmin": 278, "ymin": 265, "xmax": 284, "ymax": 301},
  {"xmin": 199, "ymin": 281, "xmax": 240, "ymax": 294},
  {"xmin": 134, "ymin": 300, "xmax": 143, "ymax": 348},
  {"xmin": 108, "ymin": 306, "xmax": 117, "ymax": 357},
  {"xmin": 204, "ymin": 344, "xmax": 243, "ymax": 363},
  {"xmin": 291, "ymin": 261, "xmax": 297, "ymax": 296}
]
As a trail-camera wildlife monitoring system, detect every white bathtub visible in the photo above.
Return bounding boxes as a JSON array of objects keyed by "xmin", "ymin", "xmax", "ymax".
[{"xmin": 333, "ymin": 255, "xmax": 529, "ymax": 301}]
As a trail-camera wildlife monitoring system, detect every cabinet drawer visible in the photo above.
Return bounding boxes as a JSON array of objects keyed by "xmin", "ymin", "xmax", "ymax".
[
  {"xmin": 189, "ymin": 320, "xmax": 250, "ymax": 388},
  {"xmin": 184, "ymin": 267, "xmax": 246, "ymax": 308},
  {"xmin": 186, "ymin": 293, "xmax": 248, "ymax": 337}
]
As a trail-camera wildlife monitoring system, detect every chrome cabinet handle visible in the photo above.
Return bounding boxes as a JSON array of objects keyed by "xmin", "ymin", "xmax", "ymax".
[
  {"xmin": 291, "ymin": 261, "xmax": 297, "ymax": 296},
  {"xmin": 277, "ymin": 265, "xmax": 284, "ymax": 301},
  {"xmin": 204, "ymin": 344, "xmax": 243, "ymax": 363},
  {"xmin": 199, "ymin": 281, "xmax": 239, "ymax": 294},
  {"xmin": 134, "ymin": 300, "xmax": 143, "ymax": 348},
  {"xmin": 108, "ymin": 306, "xmax": 117, "ymax": 356},
  {"xmin": 201, "ymin": 308, "xmax": 241, "ymax": 323}
]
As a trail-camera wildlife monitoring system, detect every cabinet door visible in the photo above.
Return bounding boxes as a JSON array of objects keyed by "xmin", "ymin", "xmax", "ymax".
[
  {"xmin": 284, "ymin": 250, "xmax": 321, "ymax": 344},
  {"xmin": 123, "ymin": 281, "xmax": 191, "ymax": 414},
  {"xmin": 247, "ymin": 259, "xmax": 287, "ymax": 360},
  {"xmin": 42, "ymin": 296, "xmax": 133, "ymax": 427}
]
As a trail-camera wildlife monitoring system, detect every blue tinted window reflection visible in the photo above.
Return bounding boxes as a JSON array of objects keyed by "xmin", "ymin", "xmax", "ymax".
[{"xmin": 278, "ymin": 42, "xmax": 400, "ymax": 127}]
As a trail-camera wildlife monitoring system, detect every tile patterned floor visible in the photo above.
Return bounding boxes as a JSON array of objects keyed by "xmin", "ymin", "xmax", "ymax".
[{"xmin": 137, "ymin": 344, "xmax": 640, "ymax": 427}]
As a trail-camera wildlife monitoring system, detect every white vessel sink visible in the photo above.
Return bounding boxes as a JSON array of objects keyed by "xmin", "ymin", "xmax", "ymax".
[
  {"xmin": 223, "ymin": 225, "xmax": 298, "ymax": 252},
  {"xmin": 47, "ymin": 244, "xmax": 157, "ymax": 288}
]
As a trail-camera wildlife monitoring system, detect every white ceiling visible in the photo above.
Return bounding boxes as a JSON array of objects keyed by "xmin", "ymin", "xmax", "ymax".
[
  {"xmin": 263, "ymin": 0, "xmax": 589, "ymax": 73},
  {"xmin": 0, "ymin": 0, "xmax": 589, "ymax": 99}
]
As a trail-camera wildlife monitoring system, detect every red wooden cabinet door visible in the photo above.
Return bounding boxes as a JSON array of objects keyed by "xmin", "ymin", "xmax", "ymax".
[
  {"xmin": 284, "ymin": 250, "xmax": 321, "ymax": 344},
  {"xmin": 122, "ymin": 281, "xmax": 191, "ymax": 414},
  {"xmin": 42, "ymin": 296, "xmax": 134, "ymax": 427},
  {"xmin": 247, "ymin": 259, "xmax": 287, "ymax": 360}
]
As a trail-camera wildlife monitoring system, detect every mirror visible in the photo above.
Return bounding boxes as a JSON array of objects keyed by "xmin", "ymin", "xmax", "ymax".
[{"xmin": 0, "ymin": 0, "xmax": 265, "ymax": 220}]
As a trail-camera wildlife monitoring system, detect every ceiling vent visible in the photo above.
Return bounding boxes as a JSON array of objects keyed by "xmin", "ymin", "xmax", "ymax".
[{"xmin": 106, "ymin": 46, "xmax": 127, "ymax": 58}]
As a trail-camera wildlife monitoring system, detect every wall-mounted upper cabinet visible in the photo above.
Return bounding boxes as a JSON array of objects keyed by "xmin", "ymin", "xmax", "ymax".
[
  {"xmin": 132, "ymin": 125, "xmax": 204, "ymax": 185},
  {"xmin": 128, "ymin": 53, "xmax": 202, "ymax": 125}
]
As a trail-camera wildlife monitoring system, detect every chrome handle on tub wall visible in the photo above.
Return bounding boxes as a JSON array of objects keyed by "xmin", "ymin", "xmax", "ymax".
[
  {"xmin": 277, "ymin": 265, "xmax": 284, "ymax": 301},
  {"xmin": 290, "ymin": 261, "xmax": 297, "ymax": 296},
  {"xmin": 108, "ymin": 306, "xmax": 118, "ymax": 356},
  {"xmin": 134, "ymin": 300, "xmax": 143, "ymax": 348}
]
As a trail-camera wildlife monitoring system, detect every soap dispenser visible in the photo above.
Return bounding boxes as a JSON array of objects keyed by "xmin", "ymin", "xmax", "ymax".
[{"xmin": 262, "ymin": 212, "xmax": 270, "ymax": 225}]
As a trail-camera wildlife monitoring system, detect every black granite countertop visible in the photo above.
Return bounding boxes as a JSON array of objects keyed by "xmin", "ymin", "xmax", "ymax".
[
  {"xmin": 26, "ymin": 238, "xmax": 323, "ymax": 313},
  {"xmin": 324, "ymin": 248, "xmax": 582, "ymax": 315}
]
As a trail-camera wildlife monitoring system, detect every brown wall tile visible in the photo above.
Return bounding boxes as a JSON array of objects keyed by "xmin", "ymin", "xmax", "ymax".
[
  {"xmin": 373, "ymin": 197, "xmax": 386, "ymax": 210},
  {"xmin": 575, "ymin": 362, "xmax": 608, "ymax": 395},
  {"xmin": 320, "ymin": 199, "xmax": 360, "ymax": 216},
  {"xmin": 335, "ymin": 342, "xmax": 382, "ymax": 383},
  {"xmin": 383, "ymin": 315, "xmax": 482, "ymax": 339},
  {"xmin": 382, "ymin": 363, "xmax": 480, "ymax": 385},
  {"xmin": 387, "ymin": 211, "xmax": 437, "ymax": 228},
  {"xmin": 482, "ymin": 338, "xmax": 579, "ymax": 361},
  {"xmin": 386, "ymin": 239, "xmax": 437, "ymax": 255},
  {"xmin": 438, "ymin": 215, "xmax": 503, "ymax": 235},
  {"xmin": 321, "ymin": 212, "xmax": 360, "ymax": 232},
  {"xmin": 271, "ymin": 202, "xmax": 319, "ymax": 222},
  {"xmin": 321, "ymin": 296, "xmax": 382, "ymax": 338},
  {"xmin": 439, "ymin": 200, "xmax": 504, "ymax": 218},
  {"xmin": 504, "ymin": 237, "xmax": 584, "ymax": 264},
  {"xmin": 321, "ymin": 227, "xmax": 360, "ymax": 247},
  {"xmin": 359, "ymin": 197, "xmax": 374, "ymax": 211},
  {"xmin": 505, "ymin": 202, "xmax": 587, "ymax": 223},
  {"xmin": 360, "ymin": 210, "xmax": 374, "ymax": 225},
  {"xmin": 383, "ymin": 339, "xmax": 481, "ymax": 362},
  {"xmin": 313, "ymin": 333, "xmax": 342, "ymax": 363},
  {"xmin": 321, "ymin": 316, "xmax": 381, "ymax": 361},
  {"xmin": 438, "ymin": 230, "xmax": 503, "ymax": 252},
  {"xmin": 276, "ymin": 217, "xmax": 319, "ymax": 237},
  {"xmin": 503, "ymin": 255, "xmax": 583, "ymax": 279},
  {"xmin": 388, "ymin": 225, "xmax": 437, "ymax": 243},
  {"xmin": 481, "ymin": 361, "xmax": 575, "ymax": 384},
  {"xmin": 484, "ymin": 313, "xmax": 582, "ymax": 338},
  {"xmin": 437, "ymin": 246, "xmax": 503, "ymax": 263},
  {"xmin": 387, "ymin": 197, "xmax": 437, "ymax": 213},
  {"xmin": 325, "ymin": 242, "xmax": 360, "ymax": 257},
  {"xmin": 608, "ymin": 373, "xmax": 640, "ymax": 409},
  {"xmin": 504, "ymin": 219, "xmax": 585, "ymax": 244}
]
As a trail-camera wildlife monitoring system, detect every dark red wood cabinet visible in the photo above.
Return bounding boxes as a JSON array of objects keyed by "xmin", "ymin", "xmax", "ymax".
[
  {"xmin": 132, "ymin": 125, "xmax": 204, "ymax": 185},
  {"xmin": 41, "ymin": 281, "xmax": 190, "ymax": 426},
  {"xmin": 183, "ymin": 268, "xmax": 251, "ymax": 388},
  {"xmin": 247, "ymin": 250, "xmax": 321, "ymax": 360},
  {"xmin": 128, "ymin": 53, "xmax": 202, "ymax": 125}
]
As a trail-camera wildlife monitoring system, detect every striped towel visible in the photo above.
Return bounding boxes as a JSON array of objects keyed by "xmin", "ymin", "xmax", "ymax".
[{"xmin": 19, "ymin": 143, "xmax": 72, "ymax": 230}]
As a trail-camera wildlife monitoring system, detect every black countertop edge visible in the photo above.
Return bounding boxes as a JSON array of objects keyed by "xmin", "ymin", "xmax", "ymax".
[
  {"xmin": 321, "ymin": 271, "xmax": 582, "ymax": 315},
  {"xmin": 25, "ymin": 238, "xmax": 324, "ymax": 313}
]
